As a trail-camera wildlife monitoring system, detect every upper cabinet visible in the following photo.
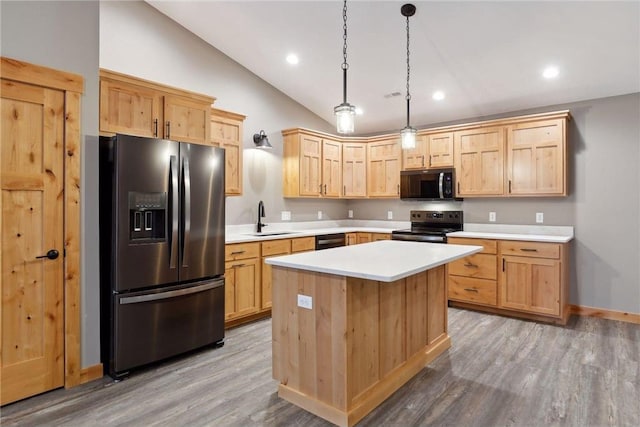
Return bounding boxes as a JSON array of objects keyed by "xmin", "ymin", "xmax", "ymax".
[
  {"xmin": 454, "ymin": 126, "xmax": 505, "ymax": 196},
  {"xmin": 99, "ymin": 69, "xmax": 213, "ymax": 145},
  {"xmin": 402, "ymin": 132, "xmax": 453, "ymax": 170},
  {"xmin": 401, "ymin": 135, "xmax": 428, "ymax": 170},
  {"xmin": 322, "ymin": 137, "xmax": 342, "ymax": 197},
  {"xmin": 506, "ymin": 118, "xmax": 566, "ymax": 196},
  {"xmin": 210, "ymin": 108, "xmax": 246, "ymax": 196},
  {"xmin": 342, "ymin": 142, "xmax": 368, "ymax": 198},
  {"xmin": 368, "ymin": 137, "xmax": 401, "ymax": 198}
]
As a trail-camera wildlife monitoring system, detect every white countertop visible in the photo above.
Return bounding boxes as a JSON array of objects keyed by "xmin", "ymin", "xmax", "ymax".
[
  {"xmin": 225, "ymin": 224, "xmax": 401, "ymax": 244},
  {"xmin": 447, "ymin": 223, "xmax": 574, "ymax": 243},
  {"xmin": 265, "ymin": 240, "xmax": 482, "ymax": 282}
]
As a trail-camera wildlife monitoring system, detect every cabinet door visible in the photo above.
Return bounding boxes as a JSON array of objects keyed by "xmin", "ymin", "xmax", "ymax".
[
  {"xmin": 357, "ymin": 233, "xmax": 372, "ymax": 244},
  {"xmin": 342, "ymin": 142, "xmax": 367, "ymax": 197},
  {"xmin": 371, "ymin": 233, "xmax": 391, "ymax": 241},
  {"xmin": 299, "ymin": 134, "xmax": 322, "ymax": 196},
  {"xmin": 322, "ymin": 138, "xmax": 342, "ymax": 197},
  {"xmin": 428, "ymin": 132, "xmax": 454, "ymax": 168},
  {"xmin": 224, "ymin": 258, "xmax": 260, "ymax": 320},
  {"xmin": 500, "ymin": 256, "xmax": 560, "ymax": 316},
  {"xmin": 100, "ymin": 79, "xmax": 162, "ymax": 137},
  {"xmin": 211, "ymin": 113, "xmax": 244, "ymax": 195},
  {"xmin": 164, "ymin": 95, "xmax": 210, "ymax": 144},
  {"xmin": 454, "ymin": 127, "xmax": 504, "ymax": 196},
  {"xmin": 506, "ymin": 119, "xmax": 565, "ymax": 195},
  {"xmin": 368, "ymin": 138, "xmax": 401, "ymax": 198},
  {"xmin": 261, "ymin": 240, "xmax": 291, "ymax": 309},
  {"xmin": 346, "ymin": 233, "xmax": 358, "ymax": 245},
  {"xmin": 402, "ymin": 135, "xmax": 428, "ymax": 170}
]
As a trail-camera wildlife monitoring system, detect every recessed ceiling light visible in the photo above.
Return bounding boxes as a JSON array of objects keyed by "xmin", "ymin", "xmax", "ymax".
[
  {"xmin": 543, "ymin": 66, "xmax": 559, "ymax": 79},
  {"xmin": 432, "ymin": 91, "xmax": 445, "ymax": 101},
  {"xmin": 286, "ymin": 54, "xmax": 299, "ymax": 65},
  {"xmin": 355, "ymin": 107, "xmax": 364, "ymax": 115}
]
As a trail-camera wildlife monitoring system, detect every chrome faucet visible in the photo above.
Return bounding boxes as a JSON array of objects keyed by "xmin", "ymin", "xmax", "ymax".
[{"xmin": 257, "ymin": 200, "xmax": 267, "ymax": 233}]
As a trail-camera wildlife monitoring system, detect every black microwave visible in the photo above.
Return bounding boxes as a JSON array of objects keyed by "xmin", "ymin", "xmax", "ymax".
[{"xmin": 400, "ymin": 168, "xmax": 461, "ymax": 201}]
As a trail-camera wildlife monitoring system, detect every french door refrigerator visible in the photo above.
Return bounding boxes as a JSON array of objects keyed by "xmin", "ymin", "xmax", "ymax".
[{"xmin": 99, "ymin": 134, "xmax": 225, "ymax": 379}]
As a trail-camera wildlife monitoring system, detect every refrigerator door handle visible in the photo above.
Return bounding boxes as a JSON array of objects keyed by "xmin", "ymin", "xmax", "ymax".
[
  {"xmin": 182, "ymin": 156, "xmax": 191, "ymax": 267},
  {"xmin": 119, "ymin": 279, "xmax": 224, "ymax": 305},
  {"xmin": 169, "ymin": 155, "xmax": 179, "ymax": 269}
]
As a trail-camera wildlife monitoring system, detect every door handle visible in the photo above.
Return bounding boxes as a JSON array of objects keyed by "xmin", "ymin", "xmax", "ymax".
[
  {"xmin": 153, "ymin": 119, "xmax": 158, "ymax": 137},
  {"xmin": 463, "ymin": 262, "xmax": 477, "ymax": 268},
  {"xmin": 463, "ymin": 288, "xmax": 479, "ymax": 293},
  {"xmin": 166, "ymin": 121, "xmax": 171, "ymax": 138},
  {"xmin": 520, "ymin": 248, "xmax": 538, "ymax": 252},
  {"xmin": 35, "ymin": 249, "xmax": 59, "ymax": 260},
  {"xmin": 169, "ymin": 155, "xmax": 179, "ymax": 269},
  {"xmin": 182, "ymin": 156, "xmax": 191, "ymax": 267}
]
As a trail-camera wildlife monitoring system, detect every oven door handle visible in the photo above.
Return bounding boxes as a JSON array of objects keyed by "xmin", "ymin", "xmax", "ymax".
[{"xmin": 438, "ymin": 172, "xmax": 444, "ymax": 199}]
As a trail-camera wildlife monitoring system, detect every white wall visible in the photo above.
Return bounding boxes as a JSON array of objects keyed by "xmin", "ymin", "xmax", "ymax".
[{"xmin": 1, "ymin": 1, "xmax": 101, "ymax": 367}]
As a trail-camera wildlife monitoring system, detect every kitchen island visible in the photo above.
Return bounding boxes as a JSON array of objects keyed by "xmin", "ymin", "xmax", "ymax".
[{"xmin": 266, "ymin": 240, "xmax": 482, "ymax": 426}]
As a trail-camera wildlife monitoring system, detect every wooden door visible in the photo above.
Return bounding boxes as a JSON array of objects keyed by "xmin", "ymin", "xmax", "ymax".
[
  {"xmin": 224, "ymin": 258, "xmax": 260, "ymax": 321},
  {"xmin": 1, "ymin": 80, "xmax": 65, "ymax": 404},
  {"xmin": 346, "ymin": 233, "xmax": 358, "ymax": 246},
  {"xmin": 99, "ymin": 78, "xmax": 162, "ymax": 138},
  {"xmin": 454, "ymin": 127, "xmax": 505, "ymax": 196},
  {"xmin": 368, "ymin": 138, "xmax": 401, "ymax": 198},
  {"xmin": 427, "ymin": 132, "xmax": 454, "ymax": 168},
  {"xmin": 506, "ymin": 119, "xmax": 565, "ymax": 195},
  {"xmin": 322, "ymin": 139, "xmax": 342, "ymax": 197},
  {"xmin": 210, "ymin": 111, "xmax": 244, "ymax": 196},
  {"xmin": 401, "ymin": 135, "xmax": 428, "ymax": 170},
  {"xmin": 299, "ymin": 134, "xmax": 322, "ymax": 196},
  {"xmin": 164, "ymin": 95, "xmax": 210, "ymax": 144},
  {"xmin": 342, "ymin": 142, "xmax": 367, "ymax": 198},
  {"xmin": 500, "ymin": 256, "xmax": 560, "ymax": 316}
]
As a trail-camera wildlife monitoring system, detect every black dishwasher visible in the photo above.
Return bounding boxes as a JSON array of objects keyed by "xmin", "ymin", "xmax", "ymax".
[{"xmin": 315, "ymin": 233, "xmax": 346, "ymax": 250}]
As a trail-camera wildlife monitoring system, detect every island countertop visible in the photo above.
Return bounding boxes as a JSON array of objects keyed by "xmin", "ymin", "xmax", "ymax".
[{"xmin": 265, "ymin": 240, "xmax": 482, "ymax": 282}]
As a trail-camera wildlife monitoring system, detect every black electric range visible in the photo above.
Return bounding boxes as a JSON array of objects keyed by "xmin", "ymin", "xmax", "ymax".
[{"xmin": 391, "ymin": 210, "xmax": 463, "ymax": 243}]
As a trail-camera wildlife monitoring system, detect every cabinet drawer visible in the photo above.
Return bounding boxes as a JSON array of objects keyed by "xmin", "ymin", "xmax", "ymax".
[
  {"xmin": 448, "ymin": 276, "xmax": 497, "ymax": 306},
  {"xmin": 449, "ymin": 254, "xmax": 497, "ymax": 280},
  {"xmin": 371, "ymin": 233, "xmax": 391, "ymax": 241},
  {"xmin": 499, "ymin": 241, "xmax": 560, "ymax": 259},
  {"xmin": 448, "ymin": 237, "xmax": 497, "ymax": 254},
  {"xmin": 225, "ymin": 242, "xmax": 260, "ymax": 261},
  {"xmin": 291, "ymin": 237, "xmax": 315, "ymax": 253},
  {"xmin": 262, "ymin": 239, "xmax": 291, "ymax": 256}
]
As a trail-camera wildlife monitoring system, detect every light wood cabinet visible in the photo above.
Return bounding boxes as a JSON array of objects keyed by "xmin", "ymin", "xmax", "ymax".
[
  {"xmin": 210, "ymin": 108, "xmax": 246, "ymax": 196},
  {"xmin": 342, "ymin": 142, "xmax": 367, "ymax": 197},
  {"xmin": 261, "ymin": 239, "xmax": 291, "ymax": 310},
  {"xmin": 99, "ymin": 69, "xmax": 213, "ymax": 145},
  {"xmin": 506, "ymin": 118, "xmax": 566, "ymax": 196},
  {"xmin": 291, "ymin": 236, "xmax": 316, "ymax": 253},
  {"xmin": 224, "ymin": 242, "xmax": 261, "ymax": 322},
  {"xmin": 402, "ymin": 132, "xmax": 453, "ymax": 170},
  {"xmin": 322, "ymin": 137, "xmax": 342, "ymax": 197},
  {"xmin": 454, "ymin": 126, "xmax": 505, "ymax": 196},
  {"xmin": 448, "ymin": 237, "xmax": 570, "ymax": 324},
  {"xmin": 356, "ymin": 233, "xmax": 372, "ymax": 244},
  {"xmin": 346, "ymin": 232, "xmax": 358, "ymax": 246},
  {"xmin": 371, "ymin": 232, "xmax": 391, "ymax": 241},
  {"xmin": 368, "ymin": 137, "xmax": 401, "ymax": 198}
]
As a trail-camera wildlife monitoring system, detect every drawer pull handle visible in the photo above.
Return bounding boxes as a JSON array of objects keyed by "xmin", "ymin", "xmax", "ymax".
[
  {"xmin": 232, "ymin": 263, "xmax": 246, "ymax": 268},
  {"xmin": 463, "ymin": 288, "xmax": 479, "ymax": 293},
  {"xmin": 464, "ymin": 262, "xmax": 477, "ymax": 268},
  {"xmin": 230, "ymin": 250, "xmax": 245, "ymax": 255},
  {"xmin": 520, "ymin": 248, "xmax": 538, "ymax": 252}
]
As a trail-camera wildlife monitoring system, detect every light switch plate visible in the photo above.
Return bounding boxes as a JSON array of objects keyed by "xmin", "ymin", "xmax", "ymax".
[
  {"xmin": 536, "ymin": 212, "xmax": 544, "ymax": 223},
  {"xmin": 297, "ymin": 294, "xmax": 312, "ymax": 310},
  {"xmin": 281, "ymin": 211, "xmax": 291, "ymax": 221},
  {"xmin": 387, "ymin": 211, "xmax": 393, "ymax": 220},
  {"xmin": 317, "ymin": 211, "xmax": 323, "ymax": 220},
  {"xmin": 489, "ymin": 212, "xmax": 496, "ymax": 222},
  {"xmin": 348, "ymin": 209, "xmax": 353, "ymax": 218}
]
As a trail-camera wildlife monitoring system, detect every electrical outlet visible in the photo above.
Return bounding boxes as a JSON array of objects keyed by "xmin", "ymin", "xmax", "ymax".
[
  {"xmin": 387, "ymin": 211, "xmax": 393, "ymax": 220},
  {"xmin": 348, "ymin": 209, "xmax": 353, "ymax": 218},
  {"xmin": 281, "ymin": 211, "xmax": 291, "ymax": 221},
  {"xmin": 536, "ymin": 212, "xmax": 544, "ymax": 223},
  {"xmin": 317, "ymin": 210, "xmax": 323, "ymax": 220},
  {"xmin": 489, "ymin": 212, "xmax": 496, "ymax": 222},
  {"xmin": 297, "ymin": 294, "xmax": 313, "ymax": 310}
]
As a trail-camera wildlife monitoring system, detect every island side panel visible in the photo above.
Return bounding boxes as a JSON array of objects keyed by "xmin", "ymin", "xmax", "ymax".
[
  {"xmin": 406, "ymin": 271, "xmax": 428, "ymax": 355},
  {"xmin": 427, "ymin": 266, "xmax": 447, "ymax": 344},
  {"xmin": 379, "ymin": 279, "xmax": 407, "ymax": 377},
  {"xmin": 271, "ymin": 266, "xmax": 348, "ymax": 411}
]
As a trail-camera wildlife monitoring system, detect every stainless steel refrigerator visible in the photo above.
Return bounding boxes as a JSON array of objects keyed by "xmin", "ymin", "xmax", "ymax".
[{"xmin": 99, "ymin": 134, "xmax": 225, "ymax": 379}]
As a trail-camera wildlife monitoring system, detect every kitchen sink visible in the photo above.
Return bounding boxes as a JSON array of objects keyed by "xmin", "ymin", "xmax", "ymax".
[{"xmin": 244, "ymin": 231, "xmax": 299, "ymax": 237}]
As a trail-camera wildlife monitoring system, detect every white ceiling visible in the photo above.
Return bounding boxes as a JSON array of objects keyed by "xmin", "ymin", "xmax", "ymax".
[{"xmin": 147, "ymin": 0, "xmax": 639, "ymax": 134}]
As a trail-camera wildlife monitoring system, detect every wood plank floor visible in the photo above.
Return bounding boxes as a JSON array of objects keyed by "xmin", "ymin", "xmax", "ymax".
[{"xmin": 2, "ymin": 308, "xmax": 638, "ymax": 426}]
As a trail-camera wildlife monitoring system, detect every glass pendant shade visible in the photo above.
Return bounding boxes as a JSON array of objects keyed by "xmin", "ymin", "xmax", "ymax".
[
  {"xmin": 334, "ymin": 103, "xmax": 356, "ymax": 134},
  {"xmin": 401, "ymin": 126, "xmax": 417, "ymax": 149}
]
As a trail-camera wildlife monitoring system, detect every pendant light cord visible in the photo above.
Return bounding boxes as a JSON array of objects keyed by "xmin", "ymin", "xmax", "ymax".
[
  {"xmin": 405, "ymin": 14, "xmax": 411, "ymax": 128},
  {"xmin": 342, "ymin": 0, "xmax": 349, "ymax": 104}
]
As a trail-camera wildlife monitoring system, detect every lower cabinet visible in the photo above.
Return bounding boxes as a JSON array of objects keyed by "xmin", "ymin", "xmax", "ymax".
[
  {"xmin": 448, "ymin": 237, "xmax": 569, "ymax": 324},
  {"xmin": 261, "ymin": 239, "xmax": 291, "ymax": 310},
  {"xmin": 224, "ymin": 242, "xmax": 261, "ymax": 323},
  {"xmin": 347, "ymin": 232, "xmax": 391, "ymax": 245}
]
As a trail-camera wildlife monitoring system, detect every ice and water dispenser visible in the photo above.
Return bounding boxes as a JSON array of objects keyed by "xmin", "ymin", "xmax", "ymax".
[{"xmin": 128, "ymin": 192, "xmax": 167, "ymax": 242}]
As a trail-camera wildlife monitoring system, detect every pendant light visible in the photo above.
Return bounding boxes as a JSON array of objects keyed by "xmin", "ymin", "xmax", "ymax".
[
  {"xmin": 334, "ymin": 0, "xmax": 356, "ymax": 134},
  {"xmin": 400, "ymin": 3, "xmax": 417, "ymax": 149}
]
